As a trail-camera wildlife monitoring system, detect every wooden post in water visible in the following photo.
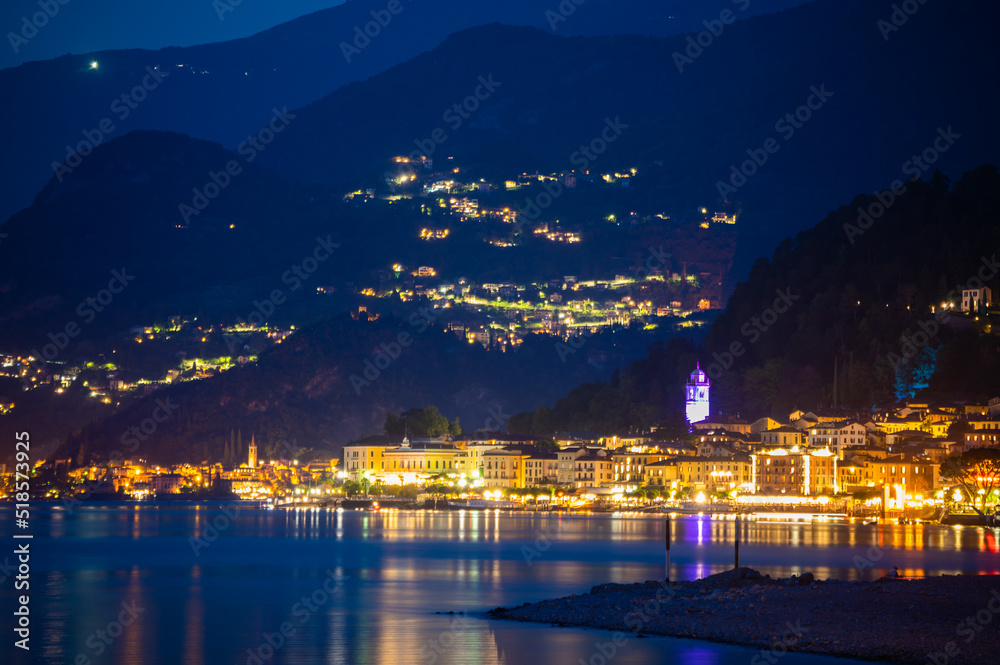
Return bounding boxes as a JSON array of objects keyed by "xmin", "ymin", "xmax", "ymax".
[
  {"xmin": 665, "ymin": 516, "xmax": 671, "ymax": 583},
  {"xmin": 734, "ymin": 513, "xmax": 740, "ymax": 569}
]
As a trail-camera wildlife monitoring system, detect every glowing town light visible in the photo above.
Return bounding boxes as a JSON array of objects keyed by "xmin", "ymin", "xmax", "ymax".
[{"xmin": 90, "ymin": 61, "xmax": 99, "ymax": 69}]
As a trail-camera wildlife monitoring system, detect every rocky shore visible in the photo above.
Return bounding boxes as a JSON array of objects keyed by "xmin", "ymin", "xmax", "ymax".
[{"xmin": 488, "ymin": 568, "xmax": 1000, "ymax": 664}]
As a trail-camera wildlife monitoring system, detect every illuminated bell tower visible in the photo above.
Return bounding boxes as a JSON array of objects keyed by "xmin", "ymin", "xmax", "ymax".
[
  {"xmin": 248, "ymin": 435, "xmax": 258, "ymax": 469},
  {"xmin": 685, "ymin": 362, "xmax": 710, "ymax": 428}
]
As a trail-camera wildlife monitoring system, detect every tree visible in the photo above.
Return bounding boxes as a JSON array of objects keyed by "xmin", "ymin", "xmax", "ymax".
[
  {"xmin": 531, "ymin": 405, "xmax": 553, "ymax": 434},
  {"xmin": 942, "ymin": 448, "xmax": 1000, "ymax": 516},
  {"xmin": 384, "ymin": 406, "xmax": 455, "ymax": 437},
  {"xmin": 946, "ymin": 420, "xmax": 974, "ymax": 440}
]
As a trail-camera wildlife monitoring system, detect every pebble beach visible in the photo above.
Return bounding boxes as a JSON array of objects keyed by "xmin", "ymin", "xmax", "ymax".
[{"xmin": 488, "ymin": 568, "xmax": 1000, "ymax": 664}]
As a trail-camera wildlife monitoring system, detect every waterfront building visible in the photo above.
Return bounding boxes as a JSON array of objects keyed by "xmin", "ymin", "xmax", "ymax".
[
  {"xmin": 644, "ymin": 459, "xmax": 679, "ymax": 488},
  {"xmin": 343, "ymin": 438, "xmax": 391, "ymax": 482},
  {"xmin": 574, "ymin": 451, "xmax": 613, "ymax": 488},
  {"xmin": 840, "ymin": 454, "xmax": 940, "ymax": 494},
  {"xmin": 611, "ymin": 447, "xmax": 673, "ymax": 488},
  {"xmin": 383, "ymin": 438, "xmax": 460, "ymax": 475},
  {"xmin": 483, "ymin": 449, "xmax": 529, "ymax": 488},
  {"xmin": 760, "ymin": 426, "xmax": 808, "ymax": 448},
  {"xmin": 524, "ymin": 450, "xmax": 559, "ymax": 485},
  {"xmin": 805, "ymin": 421, "xmax": 868, "ymax": 457},
  {"xmin": 750, "ymin": 447, "xmax": 838, "ymax": 495}
]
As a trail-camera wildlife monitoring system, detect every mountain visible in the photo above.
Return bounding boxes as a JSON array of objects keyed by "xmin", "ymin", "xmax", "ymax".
[
  {"xmin": 0, "ymin": 125, "xmax": 730, "ymax": 351},
  {"xmin": 0, "ymin": 130, "xmax": 338, "ymax": 349},
  {"xmin": 38, "ymin": 166, "xmax": 1000, "ymax": 464},
  {"xmin": 46, "ymin": 315, "xmax": 684, "ymax": 465},
  {"xmin": 702, "ymin": 165, "xmax": 1000, "ymax": 416},
  {"xmin": 257, "ymin": 0, "xmax": 1000, "ymax": 285},
  {"xmin": 508, "ymin": 166, "xmax": 1000, "ymax": 433},
  {"xmin": 0, "ymin": 0, "xmax": 809, "ymax": 224}
]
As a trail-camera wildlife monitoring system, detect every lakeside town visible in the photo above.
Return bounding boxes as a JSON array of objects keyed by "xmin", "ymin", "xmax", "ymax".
[{"xmin": 5, "ymin": 363, "xmax": 998, "ymax": 524}]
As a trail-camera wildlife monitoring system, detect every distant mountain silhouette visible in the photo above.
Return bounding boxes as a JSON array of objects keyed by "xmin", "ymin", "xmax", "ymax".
[
  {"xmin": 0, "ymin": 125, "xmax": 729, "ymax": 351},
  {"xmin": 256, "ymin": 0, "xmax": 1000, "ymax": 284},
  {"xmin": 509, "ymin": 166, "xmax": 1000, "ymax": 433},
  {"xmin": 0, "ymin": 130, "xmax": 333, "ymax": 348},
  {"xmin": 0, "ymin": 0, "xmax": 808, "ymax": 223},
  {"xmin": 47, "ymin": 316, "xmax": 680, "ymax": 465},
  {"xmin": 39, "ymin": 167, "xmax": 1000, "ymax": 464}
]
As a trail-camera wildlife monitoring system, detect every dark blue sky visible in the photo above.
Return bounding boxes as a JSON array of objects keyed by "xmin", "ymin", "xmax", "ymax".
[{"xmin": 2, "ymin": 0, "xmax": 344, "ymax": 70}]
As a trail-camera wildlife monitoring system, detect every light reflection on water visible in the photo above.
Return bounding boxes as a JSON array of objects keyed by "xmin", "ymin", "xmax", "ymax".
[{"xmin": 2, "ymin": 505, "xmax": 997, "ymax": 665}]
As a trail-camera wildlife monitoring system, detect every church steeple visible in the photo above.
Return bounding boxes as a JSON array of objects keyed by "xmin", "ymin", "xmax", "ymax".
[
  {"xmin": 248, "ymin": 435, "xmax": 258, "ymax": 469},
  {"xmin": 685, "ymin": 362, "xmax": 710, "ymax": 428}
]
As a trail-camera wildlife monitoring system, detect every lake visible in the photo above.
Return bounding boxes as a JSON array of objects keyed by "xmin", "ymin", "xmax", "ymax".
[{"xmin": 3, "ymin": 505, "xmax": 998, "ymax": 665}]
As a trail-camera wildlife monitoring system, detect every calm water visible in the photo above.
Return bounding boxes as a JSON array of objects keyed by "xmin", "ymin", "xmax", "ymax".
[{"xmin": 2, "ymin": 505, "xmax": 998, "ymax": 665}]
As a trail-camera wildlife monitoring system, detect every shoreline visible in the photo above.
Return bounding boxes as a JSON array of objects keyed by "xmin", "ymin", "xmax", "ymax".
[{"xmin": 487, "ymin": 568, "xmax": 1000, "ymax": 664}]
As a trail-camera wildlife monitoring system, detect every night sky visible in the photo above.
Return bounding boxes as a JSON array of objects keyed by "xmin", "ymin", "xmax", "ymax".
[{"xmin": 1, "ymin": 0, "xmax": 344, "ymax": 70}]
